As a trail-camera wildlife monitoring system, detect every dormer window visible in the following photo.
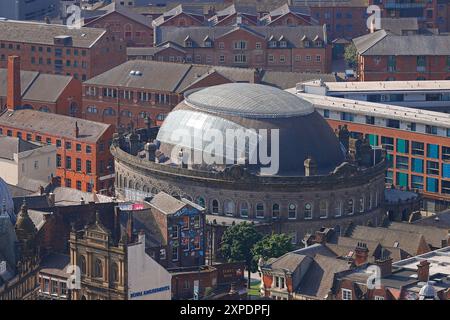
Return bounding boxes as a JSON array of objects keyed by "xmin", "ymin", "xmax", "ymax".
[
  {"xmin": 204, "ymin": 40, "xmax": 212, "ymax": 48},
  {"xmin": 269, "ymin": 40, "xmax": 277, "ymax": 48},
  {"xmin": 280, "ymin": 40, "xmax": 287, "ymax": 48},
  {"xmin": 304, "ymin": 40, "xmax": 310, "ymax": 48},
  {"xmin": 315, "ymin": 40, "xmax": 323, "ymax": 47},
  {"xmin": 185, "ymin": 40, "xmax": 193, "ymax": 48}
]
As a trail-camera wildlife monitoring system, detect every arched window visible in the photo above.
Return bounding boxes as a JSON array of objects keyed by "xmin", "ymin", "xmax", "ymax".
[
  {"xmin": 69, "ymin": 102, "xmax": 78, "ymax": 116},
  {"xmin": 256, "ymin": 203, "xmax": 264, "ymax": 218},
  {"xmin": 347, "ymin": 199, "xmax": 354, "ymax": 215},
  {"xmin": 288, "ymin": 203, "xmax": 297, "ymax": 219},
  {"xmin": 79, "ymin": 255, "xmax": 86, "ymax": 274},
  {"xmin": 128, "ymin": 180, "xmax": 133, "ymax": 189},
  {"xmin": 39, "ymin": 106, "xmax": 50, "ymax": 112},
  {"xmin": 212, "ymin": 200, "xmax": 219, "ymax": 214},
  {"xmin": 134, "ymin": 182, "xmax": 141, "ymax": 190},
  {"xmin": 304, "ymin": 203, "xmax": 312, "ymax": 219},
  {"xmin": 121, "ymin": 110, "xmax": 132, "ymax": 117},
  {"xmin": 151, "ymin": 187, "xmax": 159, "ymax": 194},
  {"xmin": 94, "ymin": 259, "xmax": 103, "ymax": 278},
  {"xmin": 196, "ymin": 196, "xmax": 205, "ymax": 208},
  {"xmin": 111, "ymin": 263, "xmax": 119, "ymax": 283},
  {"xmin": 319, "ymin": 200, "xmax": 328, "ymax": 218},
  {"xmin": 240, "ymin": 201, "xmax": 249, "ymax": 217},
  {"xmin": 272, "ymin": 203, "xmax": 280, "ymax": 219},
  {"xmin": 123, "ymin": 177, "xmax": 127, "ymax": 189},
  {"xmin": 224, "ymin": 200, "xmax": 235, "ymax": 216}
]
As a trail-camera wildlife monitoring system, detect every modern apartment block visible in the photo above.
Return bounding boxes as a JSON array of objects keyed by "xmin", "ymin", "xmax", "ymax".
[
  {"xmin": 299, "ymin": 79, "xmax": 450, "ymax": 113},
  {"xmin": 291, "ymin": 86, "xmax": 450, "ymax": 212},
  {"xmin": 353, "ymin": 30, "xmax": 450, "ymax": 81},
  {"xmin": 0, "ymin": 20, "xmax": 127, "ymax": 80}
]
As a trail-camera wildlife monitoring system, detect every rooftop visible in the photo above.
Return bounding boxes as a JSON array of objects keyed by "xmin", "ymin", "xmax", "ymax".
[
  {"xmin": 393, "ymin": 247, "xmax": 450, "ymax": 277},
  {"xmin": 84, "ymin": 2, "xmax": 152, "ymax": 28},
  {"xmin": 0, "ymin": 109, "xmax": 111, "ymax": 143},
  {"xmin": 185, "ymin": 83, "xmax": 315, "ymax": 118},
  {"xmin": 292, "ymin": 91, "xmax": 450, "ymax": 129},
  {"xmin": 306, "ymin": 79, "xmax": 450, "ymax": 93},
  {"xmin": 353, "ymin": 30, "xmax": 450, "ymax": 56},
  {"xmin": 0, "ymin": 69, "xmax": 74, "ymax": 103},
  {"xmin": 0, "ymin": 20, "xmax": 107, "ymax": 48},
  {"xmin": 84, "ymin": 60, "xmax": 256, "ymax": 93},
  {"xmin": 0, "ymin": 136, "xmax": 41, "ymax": 160}
]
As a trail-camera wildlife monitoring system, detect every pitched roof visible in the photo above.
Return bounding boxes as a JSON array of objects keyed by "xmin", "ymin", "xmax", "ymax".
[
  {"xmin": 84, "ymin": 60, "xmax": 256, "ymax": 93},
  {"xmin": 149, "ymin": 192, "xmax": 187, "ymax": 215},
  {"xmin": 296, "ymin": 254, "xmax": 351, "ymax": 299},
  {"xmin": 84, "ymin": 2, "xmax": 152, "ymax": 28},
  {"xmin": 386, "ymin": 222, "xmax": 450, "ymax": 249},
  {"xmin": 0, "ymin": 109, "xmax": 111, "ymax": 143},
  {"xmin": 39, "ymin": 253, "xmax": 71, "ymax": 278},
  {"xmin": 155, "ymin": 24, "xmax": 327, "ymax": 48},
  {"xmin": 215, "ymin": 4, "xmax": 258, "ymax": 18},
  {"xmin": 0, "ymin": 69, "xmax": 74, "ymax": 104},
  {"xmin": 152, "ymin": 4, "xmax": 204, "ymax": 27},
  {"xmin": 379, "ymin": 17, "xmax": 419, "ymax": 35},
  {"xmin": 292, "ymin": 0, "xmax": 369, "ymax": 7},
  {"xmin": 0, "ymin": 136, "xmax": 41, "ymax": 160},
  {"xmin": 349, "ymin": 225, "xmax": 427, "ymax": 257},
  {"xmin": 354, "ymin": 30, "xmax": 450, "ymax": 56},
  {"xmin": 0, "ymin": 20, "xmax": 107, "ymax": 48},
  {"xmin": 413, "ymin": 210, "xmax": 450, "ymax": 229}
]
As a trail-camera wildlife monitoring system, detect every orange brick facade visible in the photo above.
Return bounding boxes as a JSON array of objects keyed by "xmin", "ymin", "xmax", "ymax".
[{"xmin": 325, "ymin": 119, "xmax": 450, "ymax": 206}]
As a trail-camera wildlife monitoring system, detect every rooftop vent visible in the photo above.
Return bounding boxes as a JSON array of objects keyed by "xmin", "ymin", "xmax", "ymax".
[{"xmin": 129, "ymin": 70, "xmax": 142, "ymax": 76}]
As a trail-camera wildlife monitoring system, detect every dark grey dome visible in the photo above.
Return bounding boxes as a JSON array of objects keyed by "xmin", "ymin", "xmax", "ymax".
[
  {"xmin": 185, "ymin": 83, "xmax": 315, "ymax": 118},
  {"xmin": 157, "ymin": 83, "xmax": 345, "ymax": 176}
]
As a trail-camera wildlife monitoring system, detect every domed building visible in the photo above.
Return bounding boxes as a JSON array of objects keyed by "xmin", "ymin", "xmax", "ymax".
[{"xmin": 112, "ymin": 83, "xmax": 386, "ymax": 245}]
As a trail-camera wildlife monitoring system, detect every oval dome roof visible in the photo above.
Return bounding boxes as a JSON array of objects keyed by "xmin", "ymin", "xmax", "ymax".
[{"xmin": 184, "ymin": 83, "xmax": 315, "ymax": 118}]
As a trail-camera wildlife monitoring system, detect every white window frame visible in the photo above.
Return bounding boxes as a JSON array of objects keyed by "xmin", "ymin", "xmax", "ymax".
[{"xmin": 342, "ymin": 289, "xmax": 352, "ymax": 300}]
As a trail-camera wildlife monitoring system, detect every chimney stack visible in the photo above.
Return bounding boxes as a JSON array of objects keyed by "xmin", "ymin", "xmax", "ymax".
[
  {"xmin": 417, "ymin": 260, "xmax": 430, "ymax": 282},
  {"xmin": 74, "ymin": 121, "xmax": 79, "ymax": 138},
  {"xmin": 7, "ymin": 55, "xmax": 21, "ymax": 111},
  {"xmin": 354, "ymin": 242, "xmax": 369, "ymax": 266},
  {"xmin": 375, "ymin": 254, "xmax": 393, "ymax": 277}
]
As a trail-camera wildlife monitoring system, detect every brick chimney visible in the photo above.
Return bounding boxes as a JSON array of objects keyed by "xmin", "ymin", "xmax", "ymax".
[
  {"xmin": 375, "ymin": 256, "xmax": 393, "ymax": 277},
  {"xmin": 354, "ymin": 242, "xmax": 369, "ymax": 266},
  {"xmin": 7, "ymin": 55, "xmax": 21, "ymax": 110},
  {"xmin": 417, "ymin": 260, "xmax": 430, "ymax": 282},
  {"xmin": 74, "ymin": 121, "xmax": 79, "ymax": 138}
]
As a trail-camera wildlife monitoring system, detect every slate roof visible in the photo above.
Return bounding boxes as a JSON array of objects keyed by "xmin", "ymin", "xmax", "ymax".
[
  {"xmin": 0, "ymin": 20, "xmax": 107, "ymax": 48},
  {"xmin": 0, "ymin": 136, "xmax": 41, "ymax": 160},
  {"xmin": 386, "ymin": 222, "xmax": 450, "ymax": 249},
  {"xmin": 413, "ymin": 210, "xmax": 450, "ymax": 229},
  {"xmin": 353, "ymin": 30, "xmax": 450, "ymax": 56},
  {"xmin": 84, "ymin": 60, "xmax": 256, "ymax": 93},
  {"xmin": 84, "ymin": 2, "xmax": 152, "ymax": 28},
  {"xmin": 153, "ymin": 4, "xmax": 204, "ymax": 27},
  {"xmin": 296, "ymin": 254, "xmax": 351, "ymax": 299},
  {"xmin": 149, "ymin": 192, "xmax": 187, "ymax": 215},
  {"xmin": 292, "ymin": 0, "xmax": 369, "ymax": 7},
  {"xmin": 0, "ymin": 69, "xmax": 73, "ymax": 103},
  {"xmin": 39, "ymin": 253, "xmax": 71, "ymax": 279},
  {"xmin": 155, "ymin": 24, "xmax": 327, "ymax": 48},
  {"xmin": 348, "ymin": 225, "xmax": 427, "ymax": 257},
  {"xmin": 379, "ymin": 17, "xmax": 419, "ymax": 35},
  {"xmin": 0, "ymin": 109, "xmax": 111, "ymax": 143}
]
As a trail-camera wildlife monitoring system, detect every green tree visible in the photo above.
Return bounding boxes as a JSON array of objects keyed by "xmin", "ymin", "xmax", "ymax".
[
  {"xmin": 252, "ymin": 233, "xmax": 294, "ymax": 267},
  {"xmin": 344, "ymin": 43, "xmax": 358, "ymax": 68},
  {"xmin": 220, "ymin": 222, "xmax": 262, "ymax": 288}
]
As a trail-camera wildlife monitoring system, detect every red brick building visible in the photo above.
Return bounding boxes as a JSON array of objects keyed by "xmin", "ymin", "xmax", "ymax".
[
  {"xmin": 82, "ymin": 60, "xmax": 258, "ymax": 129},
  {"xmin": 152, "ymin": 4, "xmax": 206, "ymax": 28},
  {"xmin": 0, "ymin": 20, "xmax": 127, "ymax": 81},
  {"xmin": 353, "ymin": 30, "xmax": 450, "ymax": 81},
  {"xmin": 0, "ymin": 57, "xmax": 82, "ymax": 117},
  {"xmin": 84, "ymin": 3, "xmax": 154, "ymax": 47},
  {"xmin": 369, "ymin": 0, "xmax": 449, "ymax": 32},
  {"xmin": 294, "ymin": 0, "xmax": 369, "ymax": 40},
  {"xmin": 153, "ymin": 24, "xmax": 331, "ymax": 73},
  {"xmin": 0, "ymin": 57, "xmax": 114, "ymax": 193}
]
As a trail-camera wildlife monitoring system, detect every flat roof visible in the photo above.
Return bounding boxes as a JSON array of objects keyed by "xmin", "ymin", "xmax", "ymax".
[
  {"xmin": 290, "ymin": 90, "xmax": 450, "ymax": 129},
  {"xmin": 393, "ymin": 247, "xmax": 450, "ymax": 277},
  {"xmin": 311, "ymin": 80, "xmax": 450, "ymax": 93}
]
